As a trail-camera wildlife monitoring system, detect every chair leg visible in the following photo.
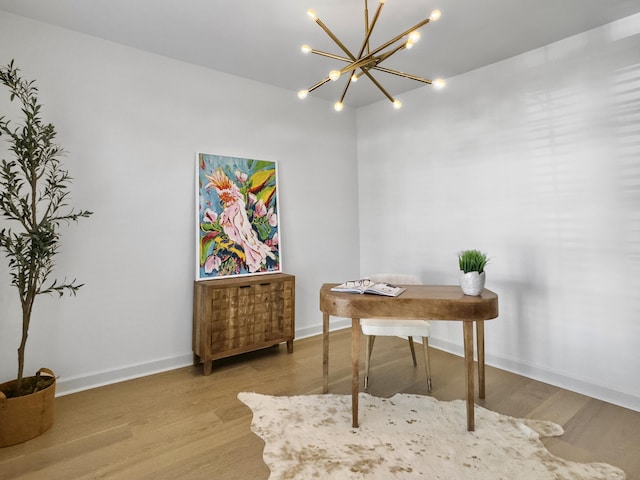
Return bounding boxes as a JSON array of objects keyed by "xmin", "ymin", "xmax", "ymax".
[
  {"xmin": 422, "ymin": 337, "xmax": 433, "ymax": 392},
  {"xmin": 408, "ymin": 336, "xmax": 418, "ymax": 366},
  {"xmin": 364, "ymin": 335, "xmax": 375, "ymax": 389}
]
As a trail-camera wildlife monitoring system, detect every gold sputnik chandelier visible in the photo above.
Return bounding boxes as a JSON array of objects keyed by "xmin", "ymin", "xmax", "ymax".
[{"xmin": 298, "ymin": 0, "xmax": 445, "ymax": 111}]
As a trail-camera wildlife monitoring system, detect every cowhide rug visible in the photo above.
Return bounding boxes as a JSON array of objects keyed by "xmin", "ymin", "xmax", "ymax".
[{"xmin": 238, "ymin": 392, "xmax": 626, "ymax": 480}]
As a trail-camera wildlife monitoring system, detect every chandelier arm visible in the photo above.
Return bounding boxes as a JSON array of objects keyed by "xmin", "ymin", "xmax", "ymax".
[
  {"xmin": 357, "ymin": 1, "xmax": 385, "ymax": 59},
  {"xmin": 307, "ymin": 77, "xmax": 332, "ymax": 93},
  {"xmin": 374, "ymin": 43, "xmax": 407, "ymax": 65},
  {"xmin": 310, "ymin": 49, "xmax": 352, "ymax": 63},
  {"xmin": 314, "ymin": 17, "xmax": 357, "ymax": 61},
  {"xmin": 367, "ymin": 16, "xmax": 432, "ymax": 59},
  {"xmin": 337, "ymin": 56, "xmax": 378, "ymax": 76},
  {"xmin": 364, "ymin": 0, "xmax": 369, "ymax": 38},
  {"xmin": 372, "ymin": 66, "xmax": 433, "ymax": 84},
  {"xmin": 339, "ymin": 77, "xmax": 352, "ymax": 103},
  {"xmin": 361, "ymin": 69, "xmax": 395, "ymax": 103}
]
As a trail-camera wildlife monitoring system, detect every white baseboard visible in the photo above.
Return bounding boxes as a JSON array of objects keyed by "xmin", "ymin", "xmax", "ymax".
[
  {"xmin": 56, "ymin": 354, "xmax": 194, "ymax": 397},
  {"xmin": 56, "ymin": 326, "xmax": 640, "ymax": 413},
  {"xmin": 295, "ymin": 318, "xmax": 352, "ymax": 339},
  {"xmin": 428, "ymin": 337, "xmax": 640, "ymax": 413},
  {"xmin": 55, "ymin": 322, "xmax": 353, "ymax": 396}
]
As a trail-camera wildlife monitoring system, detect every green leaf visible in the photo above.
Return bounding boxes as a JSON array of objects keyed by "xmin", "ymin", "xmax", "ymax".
[{"xmin": 458, "ymin": 249, "xmax": 489, "ymax": 273}]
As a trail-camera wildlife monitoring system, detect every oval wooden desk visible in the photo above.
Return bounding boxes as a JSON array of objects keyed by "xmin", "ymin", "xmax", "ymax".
[{"xmin": 320, "ymin": 284, "xmax": 499, "ymax": 431}]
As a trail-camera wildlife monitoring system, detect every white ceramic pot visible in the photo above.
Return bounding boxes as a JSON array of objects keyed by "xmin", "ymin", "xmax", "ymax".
[{"xmin": 458, "ymin": 270, "xmax": 485, "ymax": 296}]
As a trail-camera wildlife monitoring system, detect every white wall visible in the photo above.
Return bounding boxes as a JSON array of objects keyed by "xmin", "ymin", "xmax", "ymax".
[
  {"xmin": 0, "ymin": 12, "xmax": 360, "ymax": 394},
  {"xmin": 357, "ymin": 14, "xmax": 640, "ymax": 411},
  {"xmin": 3, "ymin": 9, "xmax": 639, "ymax": 414}
]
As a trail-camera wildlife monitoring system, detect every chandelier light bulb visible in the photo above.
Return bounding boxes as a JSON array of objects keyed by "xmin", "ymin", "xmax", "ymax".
[
  {"xmin": 406, "ymin": 40, "xmax": 414, "ymax": 49},
  {"xmin": 307, "ymin": 9, "xmax": 317, "ymax": 20},
  {"xmin": 301, "ymin": 44, "xmax": 312, "ymax": 54},
  {"xmin": 433, "ymin": 78, "xmax": 446, "ymax": 89},
  {"xmin": 430, "ymin": 9, "xmax": 441, "ymax": 22},
  {"xmin": 393, "ymin": 100, "xmax": 402, "ymax": 109},
  {"xmin": 298, "ymin": 89, "xmax": 309, "ymax": 99},
  {"xmin": 329, "ymin": 70, "xmax": 341, "ymax": 81},
  {"xmin": 334, "ymin": 101, "xmax": 344, "ymax": 111},
  {"xmin": 408, "ymin": 31, "xmax": 421, "ymax": 44},
  {"xmin": 350, "ymin": 73, "xmax": 359, "ymax": 82}
]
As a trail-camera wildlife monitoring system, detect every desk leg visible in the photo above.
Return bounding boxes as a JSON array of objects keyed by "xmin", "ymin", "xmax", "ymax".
[
  {"xmin": 351, "ymin": 318, "xmax": 360, "ymax": 428},
  {"xmin": 323, "ymin": 313, "xmax": 330, "ymax": 394},
  {"xmin": 476, "ymin": 320, "xmax": 485, "ymax": 399},
  {"xmin": 463, "ymin": 321, "xmax": 475, "ymax": 431}
]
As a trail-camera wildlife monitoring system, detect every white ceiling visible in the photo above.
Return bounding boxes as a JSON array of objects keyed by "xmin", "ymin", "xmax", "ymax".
[{"xmin": 1, "ymin": 0, "xmax": 640, "ymax": 107}]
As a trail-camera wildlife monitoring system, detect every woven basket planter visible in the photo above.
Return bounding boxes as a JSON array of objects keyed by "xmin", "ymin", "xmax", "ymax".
[{"xmin": 0, "ymin": 368, "xmax": 56, "ymax": 447}]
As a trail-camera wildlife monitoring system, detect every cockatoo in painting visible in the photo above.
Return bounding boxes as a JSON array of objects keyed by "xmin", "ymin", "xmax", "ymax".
[{"xmin": 205, "ymin": 168, "xmax": 275, "ymax": 272}]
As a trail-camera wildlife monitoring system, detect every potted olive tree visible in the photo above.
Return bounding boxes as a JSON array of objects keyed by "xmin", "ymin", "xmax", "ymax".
[
  {"xmin": 458, "ymin": 249, "xmax": 489, "ymax": 296},
  {"xmin": 0, "ymin": 60, "xmax": 92, "ymax": 446}
]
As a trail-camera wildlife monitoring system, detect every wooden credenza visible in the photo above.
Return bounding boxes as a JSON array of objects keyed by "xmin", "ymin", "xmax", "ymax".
[{"xmin": 193, "ymin": 273, "xmax": 295, "ymax": 375}]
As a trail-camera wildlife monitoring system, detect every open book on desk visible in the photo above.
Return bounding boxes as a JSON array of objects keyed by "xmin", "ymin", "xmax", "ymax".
[{"xmin": 330, "ymin": 280, "xmax": 406, "ymax": 297}]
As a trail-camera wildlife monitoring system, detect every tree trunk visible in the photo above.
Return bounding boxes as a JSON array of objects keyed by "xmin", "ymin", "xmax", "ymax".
[{"xmin": 16, "ymin": 296, "xmax": 33, "ymax": 393}]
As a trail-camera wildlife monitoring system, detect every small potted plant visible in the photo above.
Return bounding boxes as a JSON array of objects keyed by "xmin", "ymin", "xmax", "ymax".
[
  {"xmin": 458, "ymin": 249, "xmax": 489, "ymax": 296},
  {"xmin": 0, "ymin": 60, "xmax": 92, "ymax": 446}
]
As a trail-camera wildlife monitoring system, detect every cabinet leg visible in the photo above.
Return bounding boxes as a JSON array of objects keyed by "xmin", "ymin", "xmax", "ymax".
[
  {"xmin": 203, "ymin": 361, "xmax": 213, "ymax": 376},
  {"xmin": 193, "ymin": 353, "xmax": 200, "ymax": 367},
  {"xmin": 286, "ymin": 339, "xmax": 294, "ymax": 354}
]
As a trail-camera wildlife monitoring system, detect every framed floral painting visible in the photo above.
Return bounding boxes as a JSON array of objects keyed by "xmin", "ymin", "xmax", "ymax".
[{"xmin": 196, "ymin": 153, "xmax": 281, "ymax": 280}]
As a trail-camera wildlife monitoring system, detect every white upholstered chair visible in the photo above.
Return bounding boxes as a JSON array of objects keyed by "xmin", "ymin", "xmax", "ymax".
[{"xmin": 360, "ymin": 273, "xmax": 433, "ymax": 392}]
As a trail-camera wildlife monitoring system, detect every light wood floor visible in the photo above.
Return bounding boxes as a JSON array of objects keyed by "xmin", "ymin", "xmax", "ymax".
[{"xmin": 1, "ymin": 329, "xmax": 639, "ymax": 479}]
